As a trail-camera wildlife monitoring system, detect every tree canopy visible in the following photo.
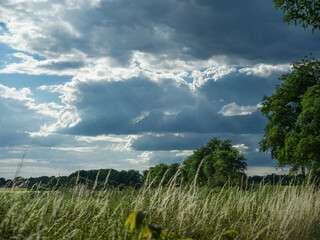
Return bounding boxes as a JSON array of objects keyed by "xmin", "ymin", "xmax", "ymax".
[
  {"xmin": 273, "ymin": 0, "xmax": 320, "ymax": 32},
  {"xmin": 144, "ymin": 163, "xmax": 180, "ymax": 187},
  {"xmin": 259, "ymin": 57, "xmax": 320, "ymax": 175},
  {"xmin": 182, "ymin": 137, "xmax": 247, "ymax": 186}
]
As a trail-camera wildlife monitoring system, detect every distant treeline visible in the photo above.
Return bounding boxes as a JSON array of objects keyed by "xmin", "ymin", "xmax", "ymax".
[
  {"xmin": 0, "ymin": 166, "xmax": 305, "ymax": 190},
  {"xmin": 0, "ymin": 138, "xmax": 307, "ymax": 190},
  {"xmin": 0, "ymin": 169, "xmax": 143, "ymax": 190}
]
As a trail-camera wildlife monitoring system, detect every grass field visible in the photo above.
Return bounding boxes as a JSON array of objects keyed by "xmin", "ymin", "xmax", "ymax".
[
  {"xmin": 1, "ymin": 181, "xmax": 320, "ymax": 239},
  {"xmin": 0, "ymin": 188, "xmax": 27, "ymax": 192}
]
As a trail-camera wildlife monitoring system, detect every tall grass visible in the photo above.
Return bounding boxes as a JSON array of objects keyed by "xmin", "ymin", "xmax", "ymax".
[{"xmin": 1, "ymin": 178, "xmax": 320, "ymax": 239}]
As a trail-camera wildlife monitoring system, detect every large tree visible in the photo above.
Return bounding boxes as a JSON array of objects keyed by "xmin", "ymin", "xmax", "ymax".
[
  {"xmin": 182, "ymin": 137, "xmax": 247, "ymax": 186},
  {"xmin": 259, "ymin": 57, "xmax": 320, "ymax": 176},
  {"xmin": 273, "ymin": 0, "xmax": 320, "ymax": 32}
]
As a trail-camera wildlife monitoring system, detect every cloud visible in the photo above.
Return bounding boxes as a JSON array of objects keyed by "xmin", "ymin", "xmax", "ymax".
[
  {"xmin": 246, "ymin": 167, "xmax": 290, "ymax": 176},
  {"xmin": 126, "ymin": 151, "xmax": 153, "ymax": 164},
  {"xmin": 49, "ymin": 146, "xmax": 98, "ymax": 153},
  {"xmin": 0, "ymin": 83, "xmax": 65, "ymax": 120},
  {"xmin": 191, "ymin": 66, "xmax": 236, "ymax": 88},
  {"xmin": 54, "ymin": 70, "xmax": 269, "ymax": 137},
  {"xmin": 0, "ymin": 158, "xmax": 40, "ymax": 164},
  {"xmin": 0, "ymin": 83, "xmax": 33, "ymax": 101},
  {"xmin": 218, "ymin": 102, "xmax": 261, "ymax": 116},
  {"xmin": 173, "ymin": 150, "xmax": 194, "ymax": 157},
  {"xmin": 239, "ymin": 63, "xmax": 291, "ymax": 77},
  {"xmin": 233, "ymin": 144, "xmax": 249, "ymax": 154},
  {"xmin": 0, "ymin": 52, "xmax": 86, "ymax": 76},
  {"xmin": 197, "ymin": 68, "xmax": 280, "ymax": 106},
  {"xmin": 59, "ymin": 72, "xmax": 196, "ymax": 135},
  {"xmin": 75, "ymin": 134, "xmax": 128, "ymax": 143},
  {"xmin": 130, "ymin": 133, "xmax": 211, "ymax": 151},
  {"xmin": 0, "ymin": 0, "xmax": 319, "ymax": 70},
  {"xmin": 0, "ymin": 166, "xmax": 71, "ymax": 179},
  {"xmin": 0, "ymin": 83, "xmax": 79, "ymax": 146}
]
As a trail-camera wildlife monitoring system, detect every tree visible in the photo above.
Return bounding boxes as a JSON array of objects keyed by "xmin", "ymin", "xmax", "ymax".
[
  {"xmin": 146, "ymin": 163, "xmax": 180, "ymax": 187},
  {"xmin": 0, "ymin": 177, "xmax": 6, "ymax": 187},
  {"xmin": 259, "ymin": 57, "xmax": 320, "ymax": 176},
  {"xmin": 273, "ymin": 0, "xmax": 320, "ymax": 32},
  {"xmin": 182, "ymin": 137, "xmax": 247, "ymax": 186},
  {"xmin": 123, "ymin": 170, "xmax": 144, "ymax": 188}
]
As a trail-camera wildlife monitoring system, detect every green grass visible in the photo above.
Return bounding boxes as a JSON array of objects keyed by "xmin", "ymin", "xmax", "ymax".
[
  {"xmin": 0, "ymin": 188, "xmax": 28, "ymax": 192},
  {"xmin": 1, "ymin": 182, "xmax": 320, "ymax": 239}
]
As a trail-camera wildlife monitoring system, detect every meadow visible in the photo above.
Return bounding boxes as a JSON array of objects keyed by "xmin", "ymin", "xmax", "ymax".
[{"xmin": 1, "ymin": 177, "xmax": 320, "ymax": 240}]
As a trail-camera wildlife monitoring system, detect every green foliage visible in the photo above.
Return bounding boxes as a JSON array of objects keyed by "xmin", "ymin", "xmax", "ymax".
[
  {"xmin": 7, "ymin": 168, "xmax": 144, "ymax": 190},
  {"xmin": 223, "ymin": 229, "xmax": 239, "ymax": 240},
  {"xmin": 0, "ymin": 178, "xmax": 6, "ymax": 187},
  {"xmin": 125, "ymin": 211, "xmax": 192, "ymax": 240},
  {"xmin": 143, "ymin": 137, "xmax": 247, "ymax": 187},
  {"xmin": 66, "ymin": 169, "xmax": 143, "ymax": 189},
  {"xmin": 126, "ymin": 211, "xmax": 148, "ymax": 233},
  {"xmin": 144, "ymin": 163, "xmax": 180, "ymax": 187},
  {"xmin": 182, "ymin": 137, "xmax": 247, "ymax": 186},
  {"xmin": 273, "ymin": 0, "xmax": 320, "ymax": 32},
  {"xmin": 259, "ymin": 57, "xmax": 320, "ymax": 175},
  {"xmin": 139, "ymin": 224, "xmax": 166, "ymax": 240}
]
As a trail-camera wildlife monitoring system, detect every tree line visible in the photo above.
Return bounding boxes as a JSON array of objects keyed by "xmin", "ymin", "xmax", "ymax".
[{"xmin": 0, "ymin": 137, "xmax": 306, "ymax": 190}]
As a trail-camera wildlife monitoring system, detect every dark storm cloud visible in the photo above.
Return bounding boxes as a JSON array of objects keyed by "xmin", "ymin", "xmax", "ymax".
[
  {"xmin": 64, "ymin": 76, "xmax": 195, "ymax": 135},
  {"xmin": 198, "ymin": 70, "xmax": 280, "ymax": 105},
  {"xmin": 64, "ymin": 0, "xmax": 320, "ymax": 64},
  {"xmin": 245, "ymin": 151, "xmax": 278, "ymax": 167},
  {"xmin": 2, "ymin": 0, "xmax": 319, "ymax": 66},
  {"xmin": 63, "ymin": 70, "xmax": 269, "ymax": 138},
  {"xmin": 131, "ymin": 133, "xmax": 212, "ymax": 151}
]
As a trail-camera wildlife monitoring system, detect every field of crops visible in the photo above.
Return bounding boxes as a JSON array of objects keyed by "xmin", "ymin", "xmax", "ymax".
[{"xmin": 1, "ymin": 181, "xmax": 320, "ymax": 239}]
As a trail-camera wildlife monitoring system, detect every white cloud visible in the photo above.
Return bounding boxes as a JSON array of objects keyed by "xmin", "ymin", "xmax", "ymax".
[
  {"xmin": 27, "ymin": 105, "xmax": 80, "ymax": 137},
  {"xmin": 218, "ymin": 102, "xmax": 261, "ymax": 117},
  {"xmin": 173, "ymin": 150, "xmax": 194, "ymax": 157},
  {"xmin": 126, "ymin": 151, "xmax": 153, "ymax": 164},
  {"xmin": 0, "ymin": 52, "xmax": 87, "ymax": 76},
  {"xmin": 192, "ymin": 66, "xmax": 236, "ymax": 88},
  {"xmin": 0, "ymin": 166, "xmax": 71, "ymax": 179},
  {"xmin": 0, "ymin": 83, "xmax": 32, "ymax": 101},
  {"xmin": 50, "ymin": 146, "xmax": 98, "ymax": 153},
  {"xmin": 76, "ymin": 135, "xmax": 127, "ymax": 143},
  {"xmin": 0, "ymin": 84, "xmax": 82, "ymax": 138},
  {"xmin": 0, "ymin": 83, "xmax": 62, "ymax": 119},
  {"xmin": 233, "ymin": 144, "xmax": 249, "ymax": 154},
  {"xmin": 0, "ymin": 158, "xmax": 38, "ymax": 164},
  {"xmin": 164, "ymin": 111, "xmax": 180, "ymax": 116},
  {"xmin": 133, "ymin": 111, "xmax": 151, "ymax": 124},
  {"xmin": 131, "ymin": 51, "xmax": 224, "ymax": 73},
  {"xmin": 246, "ymin": 167, "xmax": 290, "ymax": 176},
  {"xmin": 239, "ymin": 63, "xmax": 291, "ymax": 77},
  {"xmin": 1, "ymin": 0, "xmax": 312, "ymax": 75}
]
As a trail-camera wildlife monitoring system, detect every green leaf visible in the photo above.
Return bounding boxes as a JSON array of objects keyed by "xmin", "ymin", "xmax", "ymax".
[
  {"xmin": 223, "ymin": 229, "xmax": 239, "ymax": 240},
  {"xmin": 125, "ymin": 211, "xmax": 147, "ymax": 233}
]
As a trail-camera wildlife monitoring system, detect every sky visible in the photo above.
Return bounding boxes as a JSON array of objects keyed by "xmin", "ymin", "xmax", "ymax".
[{"xmin": 0, "ymin": 0, "xmax": 319, "ymax": 179}]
